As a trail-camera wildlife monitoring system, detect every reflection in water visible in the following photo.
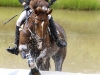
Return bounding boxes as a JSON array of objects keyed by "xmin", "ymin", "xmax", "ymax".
[{"xmin": 0, "ymin": 7, "xmax": 100, "ymax": 73}]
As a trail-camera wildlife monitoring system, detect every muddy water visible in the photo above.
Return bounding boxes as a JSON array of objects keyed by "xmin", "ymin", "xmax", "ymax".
[{"xmin": 0, "ymin": 7, "xmax": 100, "ymax": 74}]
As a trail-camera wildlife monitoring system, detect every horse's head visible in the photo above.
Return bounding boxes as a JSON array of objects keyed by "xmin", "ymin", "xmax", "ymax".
[
  {"xmin": 29, "ymin": 0, "xmax": 52, "ymax": 50},
  {"xmin": 34, "ymin": 6, "xmax": 52, "ymax": 50}
]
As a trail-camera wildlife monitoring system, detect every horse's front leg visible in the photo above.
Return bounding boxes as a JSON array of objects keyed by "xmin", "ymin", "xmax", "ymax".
[
  {"xmin": 19, "ymin": 44, "xmax": 28, "ymax": 59},
  {"xmin": 19, "ymin": 44, "xmax": 41, "ymax": 75},
  {"xmin": 36, "ymin": 48, "xmax": 47, "ymax": 61},
  {"xmin": 26, "ymin": 51, "xmax": 41, "ymax": 75},
  {"xmin": 36, "ymin": 48, "xmax": 48, "ymax": 67},
  {"xmin": 36, "ymin": 47, "xmax": 53, "ymax": 61},
  {"xmin": 29, "ymin": 67, "xmax": 41, "ymax": 75}
]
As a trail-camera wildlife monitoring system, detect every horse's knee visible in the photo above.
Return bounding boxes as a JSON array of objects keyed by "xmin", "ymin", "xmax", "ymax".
[
  {"xmin": 19, "ymin": 44, "xmax": 27, "ymax": 51},
  {"xmin": 19, "ymin": 44, "xmax": 28, "ymax": 59}
]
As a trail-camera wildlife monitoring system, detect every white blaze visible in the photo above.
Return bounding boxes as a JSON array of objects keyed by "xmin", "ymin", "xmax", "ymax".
[
  {"xmin": 41, "ymin": 21, "xmax": 44, "ymax": 38},
  {"xmin": 41, "ymin": 21, "xmax": 44, "ymax": 27}
]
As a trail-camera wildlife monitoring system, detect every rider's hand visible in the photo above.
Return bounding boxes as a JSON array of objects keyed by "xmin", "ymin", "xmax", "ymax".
[{"xmin": 24, "ymin": 4, "xmax": 30, "ymax": 11}]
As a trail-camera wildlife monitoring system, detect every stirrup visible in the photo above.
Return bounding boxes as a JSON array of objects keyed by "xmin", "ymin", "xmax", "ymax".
[{"xmin": 6, "ymin": 43, "xmax": 19, "ymax": 55}]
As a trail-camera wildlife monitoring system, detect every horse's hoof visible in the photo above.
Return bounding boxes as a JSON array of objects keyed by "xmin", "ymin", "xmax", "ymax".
[
  {"xmin": 29, "ymin": 68, "xmax": 41, "ymax": 75},
  {"xmin": 29, "ymin": 71, "xmax": 41, "ymax": 75}
]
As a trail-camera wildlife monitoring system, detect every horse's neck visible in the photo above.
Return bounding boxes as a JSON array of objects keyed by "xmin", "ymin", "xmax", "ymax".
[{"xmin": 28, "ymin": 12, "xmax": 35, "ymax": 27}]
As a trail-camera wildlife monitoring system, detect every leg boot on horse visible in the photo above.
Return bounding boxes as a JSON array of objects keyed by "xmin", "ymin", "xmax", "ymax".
[
  {"xmin": 6, "ymin": 26, "xmax": 19, "ymax": 55},
  {"xmin": 49, "ymin": 17, "xmax": 67, "ymax": 47}
]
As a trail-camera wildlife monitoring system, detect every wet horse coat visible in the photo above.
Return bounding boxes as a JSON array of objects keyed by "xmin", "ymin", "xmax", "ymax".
[{"xmin": 18, "ymin": 0, "xmax": 67, "ymax": 74}]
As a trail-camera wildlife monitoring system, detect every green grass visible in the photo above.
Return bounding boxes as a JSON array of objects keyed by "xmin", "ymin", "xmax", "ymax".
[
  {"xmin": 52, "ymin": 0, "xmax": 100, "ymax": 10},
  {"xmin": 0, "ymin": 0, "xmax": 100, "ymax": 10},
  {"xmin": 0, "ymin": 0, "xmax": 21, "ymax": 7}
]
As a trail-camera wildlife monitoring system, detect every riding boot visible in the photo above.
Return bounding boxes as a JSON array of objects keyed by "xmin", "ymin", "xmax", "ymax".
[
  {"xmin": 49, "ymin": 17, "xmax": 67, "ymax": 47},
  {"xmin": 6, "ymin": 26, "xmax": 19, "ymax": 55}
]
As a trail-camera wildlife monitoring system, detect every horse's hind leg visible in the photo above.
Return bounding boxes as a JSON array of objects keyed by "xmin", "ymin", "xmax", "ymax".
[{"xmin": 52, "ymin": 47, "xmax": 66, "ymax": 71}]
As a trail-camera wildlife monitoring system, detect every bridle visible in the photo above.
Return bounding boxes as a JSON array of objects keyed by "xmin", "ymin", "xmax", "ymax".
[
  {"xmin": 27, "ymin": 12, "xmax": 49, "ymax": 50},
  {"xmin": 34, "ymin": 14, "xmax": 49, "ymax": 37}
]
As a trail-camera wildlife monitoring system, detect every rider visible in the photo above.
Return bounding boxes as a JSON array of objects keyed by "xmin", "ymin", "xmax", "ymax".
[{"xmin": 6, "ymin": 0, "xmax": 67, "ymax": 55}]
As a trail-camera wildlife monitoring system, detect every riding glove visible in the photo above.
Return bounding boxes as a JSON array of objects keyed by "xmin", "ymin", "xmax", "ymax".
[{"xmin": 24, "ymin": 4, "xmax": 30, "ymax": 11}]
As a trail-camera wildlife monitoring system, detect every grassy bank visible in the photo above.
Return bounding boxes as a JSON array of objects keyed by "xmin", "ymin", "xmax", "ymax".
[
  {"xmin": 52, "ymin": 0, "xmax": 100, "ymax": 10},
  {"xmin": 0, "ymin": 0, "xmax": 100, "ymax": 10},
  {"xmin": 0, "ymin": 0, "xmax": 21, "ymax": 7}
]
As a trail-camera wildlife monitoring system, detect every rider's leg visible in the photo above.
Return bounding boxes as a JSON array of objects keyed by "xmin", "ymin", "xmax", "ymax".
[
  {"xmin": 49, "ymin": 16, "xmax": 67, "ymax": 47},
  {"xmin": 6, "ymin": 10, "xmax": 33, "ymax": 55},
  {"xmin": 6, "ymin": 10, "xmax": 27, "ymax": 55}
]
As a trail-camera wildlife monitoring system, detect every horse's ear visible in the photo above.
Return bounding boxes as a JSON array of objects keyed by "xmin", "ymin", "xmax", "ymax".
[{"xmin": 47, "ymin": 9, "xmax": 53, "ymax": 15}]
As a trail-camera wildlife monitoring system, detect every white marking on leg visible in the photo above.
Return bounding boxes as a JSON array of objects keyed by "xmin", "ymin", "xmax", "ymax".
[{"xmin": 26, "ymin": 51, "xmax": 36, "ymax": 69}]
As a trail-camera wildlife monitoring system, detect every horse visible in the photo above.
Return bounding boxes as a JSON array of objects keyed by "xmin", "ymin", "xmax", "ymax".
[{"xmin": 18, "ymin": 0, "xmax": 67, "ymax": 75}]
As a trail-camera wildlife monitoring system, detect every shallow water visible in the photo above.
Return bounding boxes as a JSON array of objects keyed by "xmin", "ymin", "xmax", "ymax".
[{"xmin": 0, "ymin": 7, "xmax": 100, "ymax": 73}]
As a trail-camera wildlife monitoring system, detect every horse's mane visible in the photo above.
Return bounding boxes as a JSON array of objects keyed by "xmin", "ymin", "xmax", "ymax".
[{"xmin": 30, "ymin": 0, "xmax": 49, "ymax": 10}]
